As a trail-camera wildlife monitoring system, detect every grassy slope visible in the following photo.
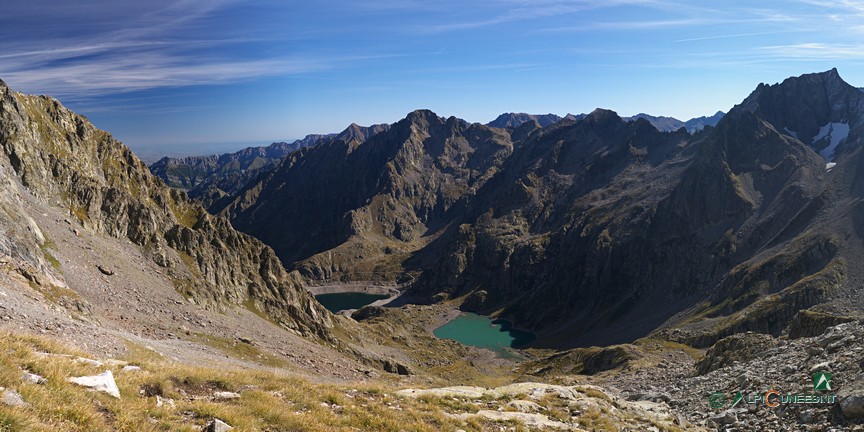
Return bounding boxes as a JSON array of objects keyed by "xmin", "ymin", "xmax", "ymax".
[{"xmin": 0, "ymin": 332, "xmax": 486, "ymax": 432}]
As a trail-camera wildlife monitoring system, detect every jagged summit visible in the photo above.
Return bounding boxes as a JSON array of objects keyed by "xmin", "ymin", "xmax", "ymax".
[{"xmin": 732, "ymin": 69, "xmax": 864, "ymax": 161}]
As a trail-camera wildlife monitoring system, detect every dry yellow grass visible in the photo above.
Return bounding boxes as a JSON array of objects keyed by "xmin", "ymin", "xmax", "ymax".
[{"xmin": 0, "ymin": 332, "xmax": 484, "ymax": 431}]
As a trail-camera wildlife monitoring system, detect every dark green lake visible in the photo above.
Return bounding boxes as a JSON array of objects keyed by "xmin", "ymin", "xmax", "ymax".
[
  {"xmin": 433, "ymin": 313, "xmax": 535, "ymax": 359},
  {"xmin": 314, "ymin": 292, "xmax": 389, "ymax": 312}
]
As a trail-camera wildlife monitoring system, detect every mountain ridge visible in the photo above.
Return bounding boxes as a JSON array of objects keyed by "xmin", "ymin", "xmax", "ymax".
[{"xmin": 0, "ymin": 79, "xmax": 334, "ymax": 340}]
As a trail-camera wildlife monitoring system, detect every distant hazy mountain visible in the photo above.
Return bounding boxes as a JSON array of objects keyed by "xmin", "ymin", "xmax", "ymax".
[
  {"xmin": 623, "ymin": 113, "xmax": 684, "ymax": 132},
  {"xmin": 150, "ymin": 137, "xmax": 330, "ymax": 190},
  {"xmin": 489, "ymin": 111, "xmax": 723, "ymax": 133},
  {"xmin": 681, "ymin": 111, "xmax": 725, "ymax": 132},
  {"xmin": 149, "ymin": 123, "xmax": 390, "ymax": 207},
  {"xmin": 624, "ymin": 112, "xmax": 725, "ymax": 133}
]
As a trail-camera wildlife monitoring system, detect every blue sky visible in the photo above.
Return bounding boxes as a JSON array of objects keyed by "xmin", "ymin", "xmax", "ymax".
[{"xmin": 3, "ymin": 0, "xmax": 864, "ymax": 159}]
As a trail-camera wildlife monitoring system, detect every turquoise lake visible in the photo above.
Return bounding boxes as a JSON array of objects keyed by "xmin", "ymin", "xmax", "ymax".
[
  {"xmin": 314, "ymin": 292, "xmax": 389, "ymax": 312},
  {"xmin": 433, "ymin": 313, "xmax": 535, "ymax": 358}
]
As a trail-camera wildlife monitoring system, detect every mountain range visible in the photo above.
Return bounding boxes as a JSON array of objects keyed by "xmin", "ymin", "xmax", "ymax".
[
  {"xmin": 200, "ymin": 69, "xmax": 861, "ymax": 350},
  {"xmin": 149, "ymin": 111, "xmax": 722, "ymax": 213}
]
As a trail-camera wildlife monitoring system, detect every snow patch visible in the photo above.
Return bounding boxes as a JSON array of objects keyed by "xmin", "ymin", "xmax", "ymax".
[
  {"xmin": 814, "ymin": 122, "xmax": 850, "ymax": 161},
  {"xmin": 826, "ymin": 162, "xmax": 837, "ymax": 171}
]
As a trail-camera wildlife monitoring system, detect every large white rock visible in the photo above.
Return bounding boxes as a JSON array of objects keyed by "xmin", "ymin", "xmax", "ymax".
[
  {"xmin": 213, "ymin": 391, "xmax": 241, "ymax": 400},
  {"xmin": 25, "ymin": 216, "xmax": 45, "ymax": 245},
  {"xmin": 68, "ymin": 370, "xmax": 120, "ymax": 398},
  {"xmin": 2, "ymin": 390, "xmax": 28, "ymax": 407}
]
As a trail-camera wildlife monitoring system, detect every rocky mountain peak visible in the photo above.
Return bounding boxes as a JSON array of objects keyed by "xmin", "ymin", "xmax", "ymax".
[
  {"xmin": 734, "ymin": 69, "xmax": 864, "ymax": 158},
  {"xmin": 583, "ymin": 108, "xmax": 622, "ymax": 127},
  {"xmin": 405, "ymin": 109, "xmax": 440, "ymax": 124}
]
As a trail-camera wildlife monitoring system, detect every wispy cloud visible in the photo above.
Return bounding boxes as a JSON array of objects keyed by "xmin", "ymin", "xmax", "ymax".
[
  {"xmin": 407, "ymin": 0, "xmax": 655, "ymax": 34},
  {"xmin": 797, "ymin": 0, "xmax": 864, "ymax": 14},
  {"xmin": 0, "ymin": 0, "xmax": 371, "ymax": 99},
  {"xmin": 758, "ymin": 43, "xmax": 864, "ymax": 60},
  {"xmin": 537, "ymin": 18, "xmax": 708, "ymax": 32},
  {"xmin": 675, "ymin": 30, "xmax": 798, "ymax": 42}
]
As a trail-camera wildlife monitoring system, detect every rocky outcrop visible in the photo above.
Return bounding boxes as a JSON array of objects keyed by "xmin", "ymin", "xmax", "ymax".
[
  {"xmin": 0, "ymin": 79, "xmax": 332, "ymax": 338},
  {"xmin": 694, "ymin": 332, "xmax": 778, "ymax": 374},
  {"xmin": 526, "ymin": 345, "xmax": 644, "ymax": 376},
  {"xmin": 786, "ymin": 309, "xmax": 856, "ymax": 339},
  {"xmin": 397, "ymin": 382, "xmax": 689, "ymax": 430}
]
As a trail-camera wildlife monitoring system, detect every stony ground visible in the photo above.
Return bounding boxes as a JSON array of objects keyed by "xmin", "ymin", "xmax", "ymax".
[{"xmin": 578, "ymin": 324, "xmax": 864, "ymax": 431}]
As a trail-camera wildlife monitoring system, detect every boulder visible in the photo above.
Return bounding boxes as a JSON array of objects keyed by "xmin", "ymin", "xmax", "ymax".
[
  {"xmin": 213, "ymin": 391, "xmax": 241, "ymax": 400},
  {"xmin": 97, "ymin": 265, "xmax": 114, "ymax": 276},
  {"xmin": 351, "ymin": 306, "xmax": 386, "ymax": 321},
  {"xmin": 839, "ymin": 380, "xmax": 864, "ymax": 419},
  {"xmin": 202, "ymin": 419, "xmax": 233, "ymax": 432},
  {"xmin": 156, "ymin": 395, "xmax": 176, "ymax": 408},
  {"xmin": 21, "ymin": 371, "xmax": 46, "ymax": 384},
  {"xmin": 382, "ymin": 359, "xmax": 412, "ymax": 375},
  {"xmin": 2, "ymin": 390, "xmax": 28, "ymax": 407},
  {"xmin": 68, "ymin": 370, "xmax": 121, "ymax": 398}
]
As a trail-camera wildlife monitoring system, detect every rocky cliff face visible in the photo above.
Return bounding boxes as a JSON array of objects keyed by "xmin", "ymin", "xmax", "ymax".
[{"xmin": 0, "ymin": 80, "xmax": 332, "ymax": 338}]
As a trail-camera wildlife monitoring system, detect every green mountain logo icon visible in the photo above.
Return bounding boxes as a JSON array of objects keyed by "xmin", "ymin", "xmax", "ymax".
[{"xmin": 813, "ymin": 371, "xmax": 832, "ymax": 391}]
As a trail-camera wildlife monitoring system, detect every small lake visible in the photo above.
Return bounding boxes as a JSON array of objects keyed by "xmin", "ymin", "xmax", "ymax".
[
  {"xmin": 314, "ymin": 292, "xmax": 389, "ymax": 312},
  {"xmin": 433, "ymin": 313, "xmax": 535, "ymax": 359}
]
